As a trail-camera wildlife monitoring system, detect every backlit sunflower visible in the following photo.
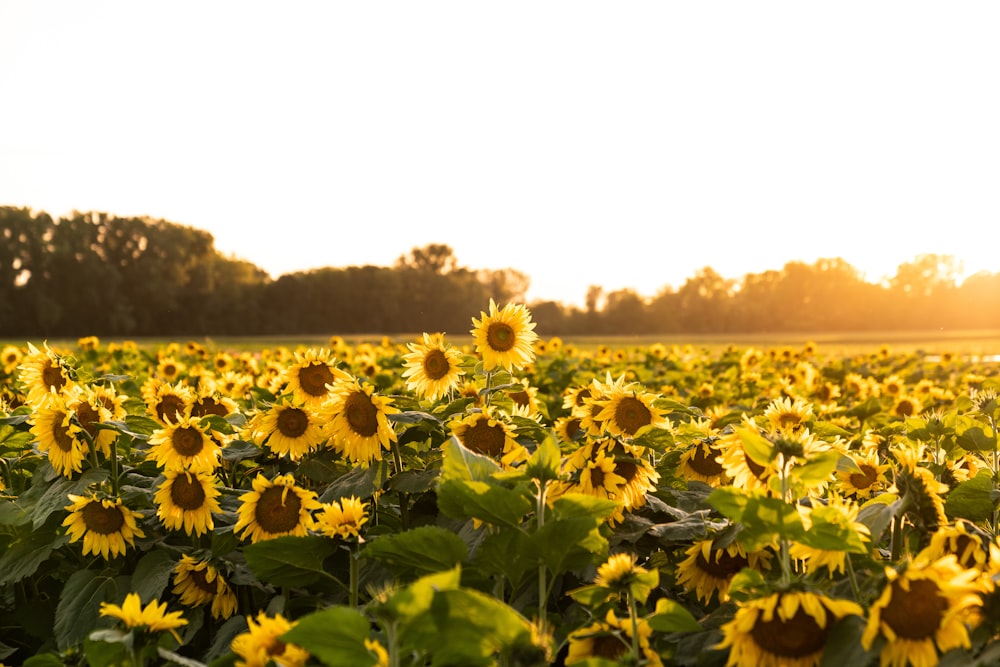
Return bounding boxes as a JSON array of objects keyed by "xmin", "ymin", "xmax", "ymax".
[
  {"xmin": 233, "ymin": 473, "xmax": 321, "ymax": 544},
  {"xmin": 598, "ymin": 439, "xmax": 660, "ymax": 512},
  {"xmin": 470, "ymin": 299, "xmax": 539, "ymax": 372},
  {"xmin": 63, "ymin": 494, "xmax": 145, "ymax": 559},
  {"xmin": 315, "ymin": 495, "xmax": 369, "ymax": 540},
  {"xmin": 172, "ymin": 555, "xmax": 238, "ymax": 620},
  {"xmin": 147, "ymin": 413, "xmax": 223, "ymax": 472},
  {"xmin": 142, "ymin": 379, "xmax": 195, "ymax": 425},
  {"xmin": 154, "ymin": 469, "xmax": 222, "ymax": 536},
  {"xmin": 190, "ymin": 384, "xmax": 239, "ymax": 419},
  {"xmin": 554, "ymin": 414, "xmax": 584, "ymax": 444},
  {"xmin": 231, "ymin": 611, "xmax": 310, "ymax": 667},
  {"xmin": 249, "ymin": 398, "xmax": 324, "ymax": 461},
  {"xmin": 917, "ymin": 520, "xmax": 1000, "ymax": 577},
  {"xmin": 862, "ymin": 555, "xmax": 985, "ymax": 667},
  {"xmin": 716, "ymin": 590, "xmax": 863, "ymax": 667},
  {"xmin": 890, "ymin": 394, "xmax": 922, "ymax": 419},
  {"xmin": 789, "ymin": 494, "xmax": 871, "ymax": 577},
  {"xmin": 321, "ymin": 378, "xmax": 399, "ymax": 466},
  {"xmin": 281, "ymin": 348, "xmax": 351, "ymax": 408},
  {"xmin": 717, "ymin": 421, "xmax": 776, "ymax": 493},
  {"xmin": 675, "ymin": 539, "xmax": 772, "ymax": 605},
  {"xmin": 400, "ymin": 332, "xmax": 465, "ymax": 401},
  {"xmin": 892, "ymin": 443, "xmax": 948, "ymax": 539},
  {"xmin": 68, "ymin": 384, "xmax": 126, "ymax": 458},
  {"xmin": 762, "ymin": 396, "xmax": 814, "ymax": 434},
  {"xmin": 29, "ymin": 400, "xmax": 89, "ymax": 478},
  {"xmin": 99, "ymin": 592, "xmax": 188, "ymax": 644},
  {"xmin": 1, "ymin": 344, "xmax": 22, "ymax": 375},
  {"xmin": 677, "ymin": 419, "xmax": 729, "ymax": 486},
  {"xmin": 595, "ymin": 382, "xmax": 670, "ymax": 439},
  {"xmin": 447, "ymin": 408, "xmax": 527, "ymax": 467},
  {"xmin": 565, "ymin": 609, "xmax": 662, "ymax": 666},
  {"xmin": 156, "ymin": 356, "xmax": 186, "ymax": 382},
  {"xmin": 835, "ymin": 445, "xmax": 891, "ymax": 499},
  {"xmin": 17, "ymin": 342, "xmax": 76, "ymax": 407}
]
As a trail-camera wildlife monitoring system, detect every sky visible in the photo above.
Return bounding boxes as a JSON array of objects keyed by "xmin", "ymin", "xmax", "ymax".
[{"xmin": 2, "ymin": 1, "xmax": 998, "ymax": 308}]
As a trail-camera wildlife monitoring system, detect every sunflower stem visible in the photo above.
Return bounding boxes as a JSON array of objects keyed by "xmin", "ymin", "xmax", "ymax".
[
  {"xmin": 349, "ymin": 543, "xmax": 360, "ymax": 608},
  {"xmin": 890, "ymin": 513, "xmax": 904, "ymax": 562},
  {"xmin": 536, "ymin": 479, "xmax": 548, "ymax": 634},
  {"xmin": 389, "ymin": 441, "xmax": 410, "ymax": 531},
  {"xmin": 778, "ymin": 454, "xmax": 792, "ymax": 586},
  {"xmin": 628, "ymin": 592, "xmax": 641, "ymax": 667},
  {"xmin": 845, "ymin": 553, "xmax": 861, "ymax": 602}
]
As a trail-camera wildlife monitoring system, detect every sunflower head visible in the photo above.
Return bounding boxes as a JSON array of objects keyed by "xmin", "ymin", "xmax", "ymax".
[
  {"xmin": 401, "ymin": 332, "xmax": 465, "ymax": 401},
  {"xmin": 470, "ymin": 299, "xmax": 539, "ymax": 372}
]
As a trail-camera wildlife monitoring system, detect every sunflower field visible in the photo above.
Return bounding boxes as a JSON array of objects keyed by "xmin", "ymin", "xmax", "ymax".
[{"xmin": 1, "ymin": 302, "xmax": 999, "ymax": 667}]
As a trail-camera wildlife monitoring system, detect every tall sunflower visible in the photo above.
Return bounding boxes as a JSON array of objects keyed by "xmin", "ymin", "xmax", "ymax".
[
  {"xmin": 231, "ymin": 611, "xmax": 311, "ymax": 667},
  {"xmin": 69, "ymin": 383, "xmax": 126, "ymax": 458},
  {"xmin": 172, "ymin": 555, "xmax": 238, "ymax": 620},
  {"xmin": 154, "ymin": 469, "xmax": 222, "ymax": 537},
  {"xmin": 675, "ymin": 540, "xmax": 772, "ymax": 605},
  {"xmin": 678, "ymin": 423, "xmax": 729, "ymax": 487},
  {"xmin": 322, "ymin": 378, "xmax": 399, "ymax": 465},
  {"xmin": 147, "ymin": 413, "xmax": 223, "ymax": 472},
  {"xmin": 99, "ymin": 592, "xmax": 188, "ymax": 644},
  {"xmin": 762, "ymin": 396, "xmax": 814, "ymax": 434},
  {"xmin": 717, "ymin": 590, "xmax": 863, "ymax": 667},
  {"xmin": 834, "ymin": 444, "xmax": 891, "ymax": 500},
  {"xmin": 249, "ymin": 398, "xmax": 324, "ymax": 461},
  {"xmin": 862, "ymin": 555, "xmax": 985, "ymax": 667},
  {"xmin": 595, "ymin": 382, "xmax": 670, "ymax": 439},
  {"xmin": 63, "ymin": 494, "xmax": 145, "ymax": 560},
  {"xmin": 17, "ymin": 342, "xmax": 75, "ymax": 407},
  {"xmin": 142, "ymin": 379, "xmax": 195, "ymax": 426},
  {"xmin": 401, "ymin": 333, "xmax": 465, "ymax": 401},
  {"xmin": 233, "ymin": 473, "xmax": 321, "ymax": 544},
  {"xmin": 315, "ymin": 496, "xmax": 369, "ymax": 540},
  {"xmin": 470, "ymin": 299, "xmax": 539, "ymax": 372},
  {"xmin": 29, "ymin": 400, "xmax": 89, "ymax": 478}
]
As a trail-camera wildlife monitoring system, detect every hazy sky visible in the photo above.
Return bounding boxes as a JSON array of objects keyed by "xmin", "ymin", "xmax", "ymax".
[{"xmin": 2, "ymin": 1, "xmax": 998, "ymax": 307}]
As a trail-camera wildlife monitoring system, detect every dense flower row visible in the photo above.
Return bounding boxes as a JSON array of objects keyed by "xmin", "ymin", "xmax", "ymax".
[{"xmin": 0, "ymin": 304, "xmax": 999, "ymax": 666}]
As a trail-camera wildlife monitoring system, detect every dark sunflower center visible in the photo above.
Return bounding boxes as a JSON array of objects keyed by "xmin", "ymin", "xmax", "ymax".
[
  {"xmin": 52, "ymin": 418, "xmax": 75, "ymax": 453},
  {"xmin": 277, "ymin": 408, "xmax": 309, "ymax": 438},
  {"xmin": 255, "ymin": 486, "xmax": 304, "ymax": 534},
  {"xmin": 881, "ymin": 578, "xmax": 947, "ymax": 640},
  {"xmin": 299, "ymin": 363, "xmax": 334, "ymax": 397},
  {"xmin": 486, "ymin": 322, "xmax": 516, "ymax": 352},
  {"xmin": 895, "ymin": 400, "xmax": 917, "ymax": 417},
  {"xmin": 42, "ymin": 363, "xmax": 66, "ymax": 391},
  {"xmin": 817, "ymin": 385, "xmax": 834, "ymax": 401},
  {"xmin": 954, "ymin": 534, "xmax": 980, "ymax": 569},
  {"xmin": 562, "ymin": 418, "xmax": 581, "ymax": 440},
  {"xmin": 462, "ymin": 419, "xmax": 506, "ymax": 457},
  {"xmin": 850, "ymin": 464, "xmax": 878, "ymax": 490},
  {"xmin": 688, "ymin": 443, "xmax": 724, "ymax": 476},
  {"xmin": 74, "ymin": 402, "xmax": 101, "ymax": 438},
  {"xmin": 591, "ymin": 633, "xmax": 627, "ymax": 659},
  {"xmin": 589, "ymin": 465, "xmax": 606, "ymax": 488},
  {"xmin": 575, "ymin": 389, "xmax": 592, "ymax": 407},
  {"xmin": 344, "ymin": 392, "xmax": 379, "ymax": 437},
  {"xmin": 82, "ymin": 501, "xmax": 125, "ymax": 535},
  {"xmin": 508, "ymin": 390, "xmax": 530, "ymax": 407},
  {"xmin": 172, "ymin": 427, "xmax": 205, "ymax": 457},
  {"xmin": 192, "ymin": 397, "xmax": 227, "ymax": 418},
  {"xmin": 267, "ymin": 639, "xmax": 288, "ymax": 657},
  {"xmin": 156, "ymin": 395, "xmax": 187, "ymax": 423},
  {"xmin": 614, "ymin": 458, "xmax": 638, "ymax": 482},
  {"xmin": 170, "ymin": 472, "xmax": 208, "ymax": 510},
  {"xmin": 189, "ymin": 567, "xmax": 217, "ymax": 594},
  {"xmin": 745, "ymin": 450, "xmax": 769, "ymax": 479},
  {"xmin": 422, "ymin": 351, "xmax": 451, "ymax": 380},
  {"xmin": 750, "ymin": 604, "xmax": 828, "ymax": 658},
  {"xmin": 696, "ymin": 549, "xmax": 748, "ymax": 578},
  {"xmin": 777, "ymin": 413, "xmax": 802, "ymax": 429},
  {"xmin": 162, "ymin": 364, "xmax": 177, "ymax": 376},
  {"xmin": 615, "ymin": 397, "xmax": 651, "ymax": 435}
]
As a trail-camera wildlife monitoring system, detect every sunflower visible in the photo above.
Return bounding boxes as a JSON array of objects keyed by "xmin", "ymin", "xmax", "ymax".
[
  {"xmin": 565, "ymin": 609, "xmax": 662, "ymax": 666},
  {"xmin": 99, "ymin": 592, "xmax": 188, "ymax": 644},
  {"xmin": 861, "ymin": 555, "xmax": 986, "ymax": 667},
  {"xmin": 716, "ymin": 590, "xmax": 863, "ymax": 667},
  {"xmin": 156, "ymin": 356, "xmax": 186, "ymax": 382},
  {"xmin": 562, "ymin": 384, "xmax": 593, "ymax": 413},
  {"xmin": 892, "ymin": 443, "xmax": 949, "ymax": 540},
  {"xmin": 917, "ymin": 520, "xmax": 1000, "ymax": 577},
  {"xmin": 314, "ymin": 495, "xmax": 369, "ymax": 540},
  {"xmin": 172, "ymin": 555, "xmax": 238, "ymax": 620},
  {"xmin": 675, "ymin": 540, "xmax": 772, "ymax": 605},
  {"xmin": 29, "ymin": 400, "xmax": 89, "ymax": 478},
  {"xmin": 789, "ymin": 494, "xmax": 871, "ymax": 577},
  {"xmin": 190, "ymin": 384, "xmax": 239, "ymax": 419},
  {"xmin": 231, "ymin": 611, "xmax": 311, "ymax": 667},
  {"xmin": 717, "ymin": 421, "xmax": 776, "ymax": 493},
  {"xmin": 554, "ymin": 414, "xmax": 584, "ymax": 444},
  {"xmin": 890, "ymin": 394, "xmax": 922, "ymax": 419},
  {"xmin": 595, "ymin": 383, "xmax": 670, "ymax": 439},
  {"xmin": 233, "ymin": 473, "xmax": 321, "ymax": 544},
  {"xmin": 321, "ymin": 378, "xmax": 399, "ymax": 466},
  {"xmin": 400, "ymin": 332, "xmax": 465, "ymax": 401},
  {"xmin": 470, "ymin": 299, "xmax": 539, "ymax": 372},
  {"xmin": 598, "ymin": 438, "xmax": 660, "ymax": 512},
  {"xmin": 447, "ymin": 408, "xmax": 527, "ymax": 467},
  {"xmin": 17, "ymin": 342, "xmax": 75, "ymax": 407},
  {"xmin": 677, "ymin": 419, "xmax": 729, "ymax": 486},
  {"xmin": 154, "ymin": 469, "xmax": 222, "ymax": 537},
  {"xmin": 835, "ymin": 445, "xmax": 891, "ymax": 499},
  {"xmin": 761, "ymin": 396, "xmax": 814, "ymax": 434},
  {"xmin": 281, "ymin": 348, "xmax": 351, "ymax": 408},
  {"xmin": 142, "ymin": 379, "xmax": 195, "ymax": 425},
  {"xmin": 147, "ymin": 413, "xmax": 223, "ymax": 472},
  {"xmin": 249, "ymin": 398, "xmax": 325, "ymax": 461},
  {"xmin": 70, "ymin": 384, "xmax": 126, "ymax": 457},
  {"xmin": 63, "ymin": 494, "xmax": 145, "ymax": 559},
  {"xmin": 506, "ymin": 377, "xmax": 542, "ymax": 417},
  {"xmin": 1, "ymin": 344, "xmax": 23, "ymax": 375}
]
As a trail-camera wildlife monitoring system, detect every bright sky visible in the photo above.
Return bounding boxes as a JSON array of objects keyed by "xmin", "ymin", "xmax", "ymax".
[{"xmin": 2, "ymin": 2, "xmax": 998, "ymax": 307}]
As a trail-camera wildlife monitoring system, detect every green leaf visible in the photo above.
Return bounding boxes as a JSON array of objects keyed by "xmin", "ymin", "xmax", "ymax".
[
  {"xmin": 131, "ymin": 549, "xmax": 177, "ymax": 603},
  {"xmin": 282, "ymin": 606, "xmax": 377, "ymax": 667},
  {"xmin": 437, "ymin": 478, "xmax": 533, "ymax": 527},
  {"xmin": 360, "ymin": 525, "xmax": 467, "ymax": 579},
  {"xmin": 524, "ymin": 433, "xmax": 561, "ymax": 483},
  {"xmin": 797, "ymin": 504, "xmax": 869, "ymax": 554},
  {"xmin": 471, "ymin": 528, "xmax": 534, "ymax": 589},
  {"xmin": 378, "ymin": 566, "xmax": 462, "ymax": 623},
  {"xmin": 527, "ymin": 517, "xmax": 607, "ymax": 574},
  {"xmin": 243, "ymin": 536, "xmax": 340, "ymax": 588},
  {"xmin": 30, "ymin": 467, "xmax": 108, "ymax": 529},
  {"xmin": 945, "ymin": 472, "xmax": 997, "ymax": 523},
  {"xmin": 319, "ymin": 461, "xmax": 389, "ymax": 502},
  {"xmin": 646, "ymin": 597, "xmax": 701, "ymax": 633},
  {"xmin": 857, "ymin": 495, "xmax": 900, "ymax": 543},
  {"xmin": 0, "ymin": 528, "xmax": 68, "ymax": 587},
  {"xmin": 550, "ymin": 493, "xmax": 621, "ymax": 522},
  {"xmin": 953, "ymin": 415, "xmax": 997, "ymax": 452},
  {"xmin": 24, "ymin": 654, "xmax": 76, "ymax": 667},
  {"xmin": 439, "ymin": 436, "xmax": 501, "ymax": 483},
  {"xmin": 789, "ymin": 450, "xmax": 840, "ymax": 486},
  {"xmin": 735, "ymin": 425, "xmax": 774, "ymax": 467},
  {"xmin": 83, "ymin": 635, "xmax": 130, "ymax": 667},
  {"xmin": 55, "ymin": 569, "xmax": 119, "ymax": 650},
  {"xmin": 387, "ymin": 469, "xmax": 440, "ymax": 494},
  {"xmin": 566, "ymin": 584, "xmax": 614, "ymax": 608}
]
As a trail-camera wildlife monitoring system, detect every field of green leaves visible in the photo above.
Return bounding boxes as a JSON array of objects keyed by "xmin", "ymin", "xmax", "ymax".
[{"xmin": 1, "ymin": 302, "xmax": 999, "ymax": 666}]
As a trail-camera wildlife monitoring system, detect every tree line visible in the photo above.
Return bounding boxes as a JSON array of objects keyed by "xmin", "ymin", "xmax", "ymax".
[{"xmin": 2, "ymin": 206, "xmax": 999, "ymax": 338}]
